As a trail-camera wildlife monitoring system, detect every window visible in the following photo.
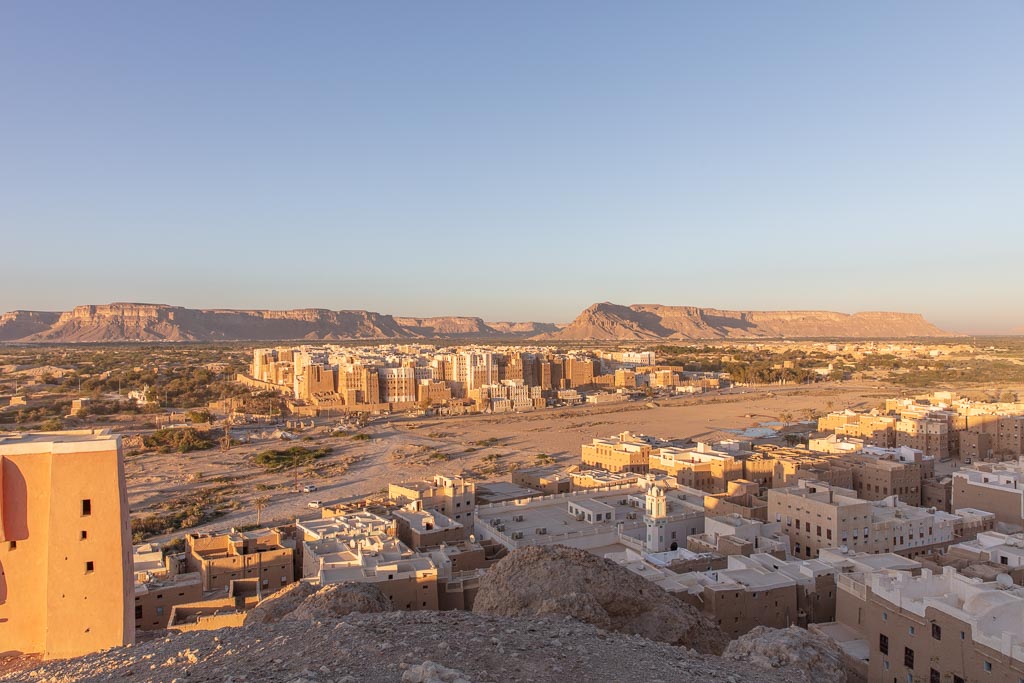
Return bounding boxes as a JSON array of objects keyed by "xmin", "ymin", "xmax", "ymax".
[
  {"xmin": 156, "ymin": 606, "xmax": 164, "ymax": 616},
  {"xmin": 8, "ymin": 541, "xmax": 15, "ymax": 550},
  {"xmin": 930, "ymin": 670, "xmax": 940, "ymax": 683},
  {"xmin": 81, "ymin": 530, "xmax": 88, "ymax": 540},
  {"xmin": 954, "ymin": 675, "xmax": 965, "ymax": 683},
  {"xmin": 883, "ymin": 611, "xmax": 888, "ymax": 621},
  {"xmin": 984, "ymin": 662, "xmax": 992, "ymax": 672},
  {"xmin": 82, "ymin": 499, "xmax": 92, "ymax": 516},
  {"xmin": 85, "ymin": 561, "xmax": 94, "ymax": 573},
  {"xmin": 904, "ymin": 647, "xmax": 914, "ymax": 668},
  {"xmin": 879, "ymin": 634, "xmax": 889, "ymax": 655},
  {"xmin": 932, "ymin": 623, "xmax": 941, "ymax": 640},
  {"xmin": 135, "ymin": 606, "xmax": 143, "ymax": 619},
  {"xmin": 909, "ymin": 626, "xmax": 916, "ymax": 636}
]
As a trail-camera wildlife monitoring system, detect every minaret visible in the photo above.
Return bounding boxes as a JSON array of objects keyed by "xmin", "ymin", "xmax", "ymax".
[{"xmin": 644, "ymin": 486, "xmax": 668, "ymax": 552}]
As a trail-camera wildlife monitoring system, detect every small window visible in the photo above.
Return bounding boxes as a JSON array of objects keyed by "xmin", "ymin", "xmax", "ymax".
[
  {"xmin": 8, "ymin": 541, "xmax": 16, "ymax": 550},
  {"xmin": 909, "ymin": 626, "xmax": 916, "ymax": 636},
  {"xmin": 80, "ymin": 530, "xmax": 88, "ymax": 540},
  {"xmin": 85, "ymin": 561, "xmax": 94, "ymax": 573},
  {"xmin": 879, "ymin": 633, "xmax": 889, "ymax": 655},
  {"xmin": 156, "ymin": 606, "xmax": 164, "ymax": 616},
  {"xmin": 984, "ymin": 662, "xmax": 992, "ymax": 672},
  {"xmin": 135, "ymin": 606, "xmax": 143, "ymax": 619},
  {"xmin": 932, "ymin": 623, "xmax": 941, "ymax": 640},
  {"xmin": 904, "ymin": 647, "xmax": 914, "ymax": 668},
  {"xmin": 82, "ymin": 499, "xmax": 92, "ymax": 516}
]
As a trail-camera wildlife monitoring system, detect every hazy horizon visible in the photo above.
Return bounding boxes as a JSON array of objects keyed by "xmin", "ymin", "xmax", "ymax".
[{"xmin": 2, "ymin": 3, "xmax": 1022, "ymax": 334}]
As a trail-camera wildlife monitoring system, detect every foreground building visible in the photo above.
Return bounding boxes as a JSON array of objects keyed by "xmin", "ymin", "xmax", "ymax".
[
  {"xmin": 835, "ymin": 566, "xmax": 1024, "ymax": 682},
  {"xmin": 0, "ymin": 430, "xmax": 134, "ymax": 658}
]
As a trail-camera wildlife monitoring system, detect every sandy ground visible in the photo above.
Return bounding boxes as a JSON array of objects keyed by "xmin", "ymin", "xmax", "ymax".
[{"xmin": 125, "ymin": 381, "xmax": 895, "ymax": 541}]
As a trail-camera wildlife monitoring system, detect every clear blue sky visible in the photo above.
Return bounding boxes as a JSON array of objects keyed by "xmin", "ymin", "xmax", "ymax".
[{"xmin": 1, "ymin": 3, "xmax": 1021, "ymax": 333}]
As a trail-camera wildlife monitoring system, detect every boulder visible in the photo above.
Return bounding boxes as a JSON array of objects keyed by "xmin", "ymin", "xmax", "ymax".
[{"xmin": 472, "ymin": 544, "xmax": 726, "ymax": 653}]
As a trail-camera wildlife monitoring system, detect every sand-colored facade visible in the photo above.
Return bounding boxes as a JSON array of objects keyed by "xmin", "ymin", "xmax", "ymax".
[{"xmin": 0, "ymin": 430, "xmax": 134, "ymax": 659}]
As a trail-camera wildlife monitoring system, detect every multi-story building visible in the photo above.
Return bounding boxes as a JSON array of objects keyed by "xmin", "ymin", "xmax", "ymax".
[
  {"xmin": 769, "ymin": 480, "xmax": 958, "ymax": 559},
  {"xmin": 0, "ymin": 430, "xmax": 134, "ymax": 659},
  {"xmin": 392, "ymin": 508, "xmax": 467, "ymax": 550},
  {"xmin": 389, "ymin": 475, "xmax": 476, "ymax": 524},
  {"xmin": 960, "ymin": 413, "xmax": 1024, "ymax": 460},
  {"xmin": 835, "ymin": 567, "xmax": 1024, "ymax": 683},
  {"xmin": 580, "ymin": 432, "xmax": 654, "ymax": 473},
  {"xmin": 818, "ymin": 410, "xmax": 897, "ymax": 447},
  {"xmin": 185, "ymin": 528, "xmax": 295, "ymax": 594},
  {"xmin": 952, "ymin": 460, "xmax": 1024, "ymax": 528},
  {"xmin": 650, "ymin": 441, "xmax": 749, "ymax": 493},
  {"xmin": 132, "ymin": 542, "xmax": 202, "ymax": 631}
]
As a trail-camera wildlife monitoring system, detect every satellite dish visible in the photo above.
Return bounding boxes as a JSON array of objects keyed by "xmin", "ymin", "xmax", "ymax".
[{"xmin": 997, "ymin": 574, "xmax": 1014, "ymax": 588}]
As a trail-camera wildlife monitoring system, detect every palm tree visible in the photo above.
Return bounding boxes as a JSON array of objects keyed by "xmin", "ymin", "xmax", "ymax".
[
  {"xmin": 778, "ymin": 411, "xmax": 793, "ymax": 426},
  {"xmin": 254, "ymin": 496, "xmax": 270, "ymax": 527}
]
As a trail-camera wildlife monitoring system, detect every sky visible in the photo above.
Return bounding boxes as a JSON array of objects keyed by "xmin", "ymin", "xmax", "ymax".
[{"xmin": 1, "ymin": 3, "xmax": 1022, "ymax": 333}]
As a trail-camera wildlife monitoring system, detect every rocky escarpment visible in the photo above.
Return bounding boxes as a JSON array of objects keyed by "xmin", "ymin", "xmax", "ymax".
[
  {"xmin": 0, "ymin": 300, "xmax": 951, "ymax": 342},
  {"xmin": 472, "ymin": 545, "xmax": 727, "ymax": 654},
  {"xmin": 540, "ymin": 302, "xmax": 950, "ymax": 340},
  {"xmin": 0, "ymin": 310, "xmax": 62, "ymax": 341}
]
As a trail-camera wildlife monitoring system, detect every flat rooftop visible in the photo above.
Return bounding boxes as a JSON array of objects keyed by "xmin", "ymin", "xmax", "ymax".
[{"xmin": 0, "ymin": 429, "xmax": 119, "ymax": 454}]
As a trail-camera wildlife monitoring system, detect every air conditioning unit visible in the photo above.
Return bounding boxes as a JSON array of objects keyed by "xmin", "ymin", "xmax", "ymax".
[
  {"xmin": 496, "ymin": 525, "xmax": 506, "ymax": 532},
  {"xmin": 490, "ymin": 518, "xmax": 502, "ymax": 527},
  {"xmin": 513, "ymin": 515, "xmax": 525, "ymax": 522},
  {"xmin": 627, "ymin": 512, "xmax": 637, "ymax": 520},
  {"xmin": 511, "ymin": 531, "xmax": 524, "ymax": 540}
]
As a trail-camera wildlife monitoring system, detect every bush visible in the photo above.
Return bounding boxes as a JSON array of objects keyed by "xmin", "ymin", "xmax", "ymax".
[
  {"xmin": 144, "ymin": 427, "xmax": 215, "ymax": 453},
  {"xmin": 252, "ymin": 446, "xmax": 332, "ymax": 470},
  {"xmin": 187, "ymin": 409, "xmax": 212, "ymax": 424}
]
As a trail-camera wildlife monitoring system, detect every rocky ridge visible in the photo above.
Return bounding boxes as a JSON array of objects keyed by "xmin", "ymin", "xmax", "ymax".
[
  {"xmin": 0, "ymin": 301, "xmax": 950, "ymax": 342},
  {"xmin": 5, "ymin": 610, "xmax": 836, "ymax": 683},
  {"xmin": 540, "ymin": 302, "xmax": 950, "ymax": 340}
]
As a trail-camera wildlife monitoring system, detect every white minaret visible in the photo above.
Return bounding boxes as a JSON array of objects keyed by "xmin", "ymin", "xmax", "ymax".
[{"xmin": 644, "ymin": 486, "xmax": 668, "ymax": 552}]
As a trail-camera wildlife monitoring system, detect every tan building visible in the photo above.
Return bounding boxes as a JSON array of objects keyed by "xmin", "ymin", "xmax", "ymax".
[
  {"xmin": 651, "ymin": 442, "xmax": 748, "ymax": 493},
  {"xmin": 818, "ymin": 410, "xmax": 897, "ymax": 447},
  {"xmin": 393, "ymin": 508, "xmax": 467, "ymax": 550},
  {"xmin": 580, "ymin": 432, "xmax": 653, "ymax": 474},
  {"xmin": 389, "ymin": 475, "xmax": 476, "ymax": 524},
  {"xmin": 952, "ymin": 460, "xmax": 1024, "ymax": 529},
  {"xmin": 134, "ymin": 571, "xmax": 202, "ymax": 631},
  {"xmin": 511, "ymin": 465, "xmax": 574, "ymax": 495},
  {"xmin": 961, "ymin": 414, "xmax": 1024, "ymax": 460},
  {"xmin": 185, "ymin": 528, "xmax": 295, "ymax": 594},
  {"xmin": 835, "ymin": 567, "xmax": 1024, "ymax": 683},
  {"xmin": 769, "ymin": 480, "xmax": 959, "ymax": 559},
  {"xmin": 0, "ymin": 430, "xmax": 134, "ymax": 659}
]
